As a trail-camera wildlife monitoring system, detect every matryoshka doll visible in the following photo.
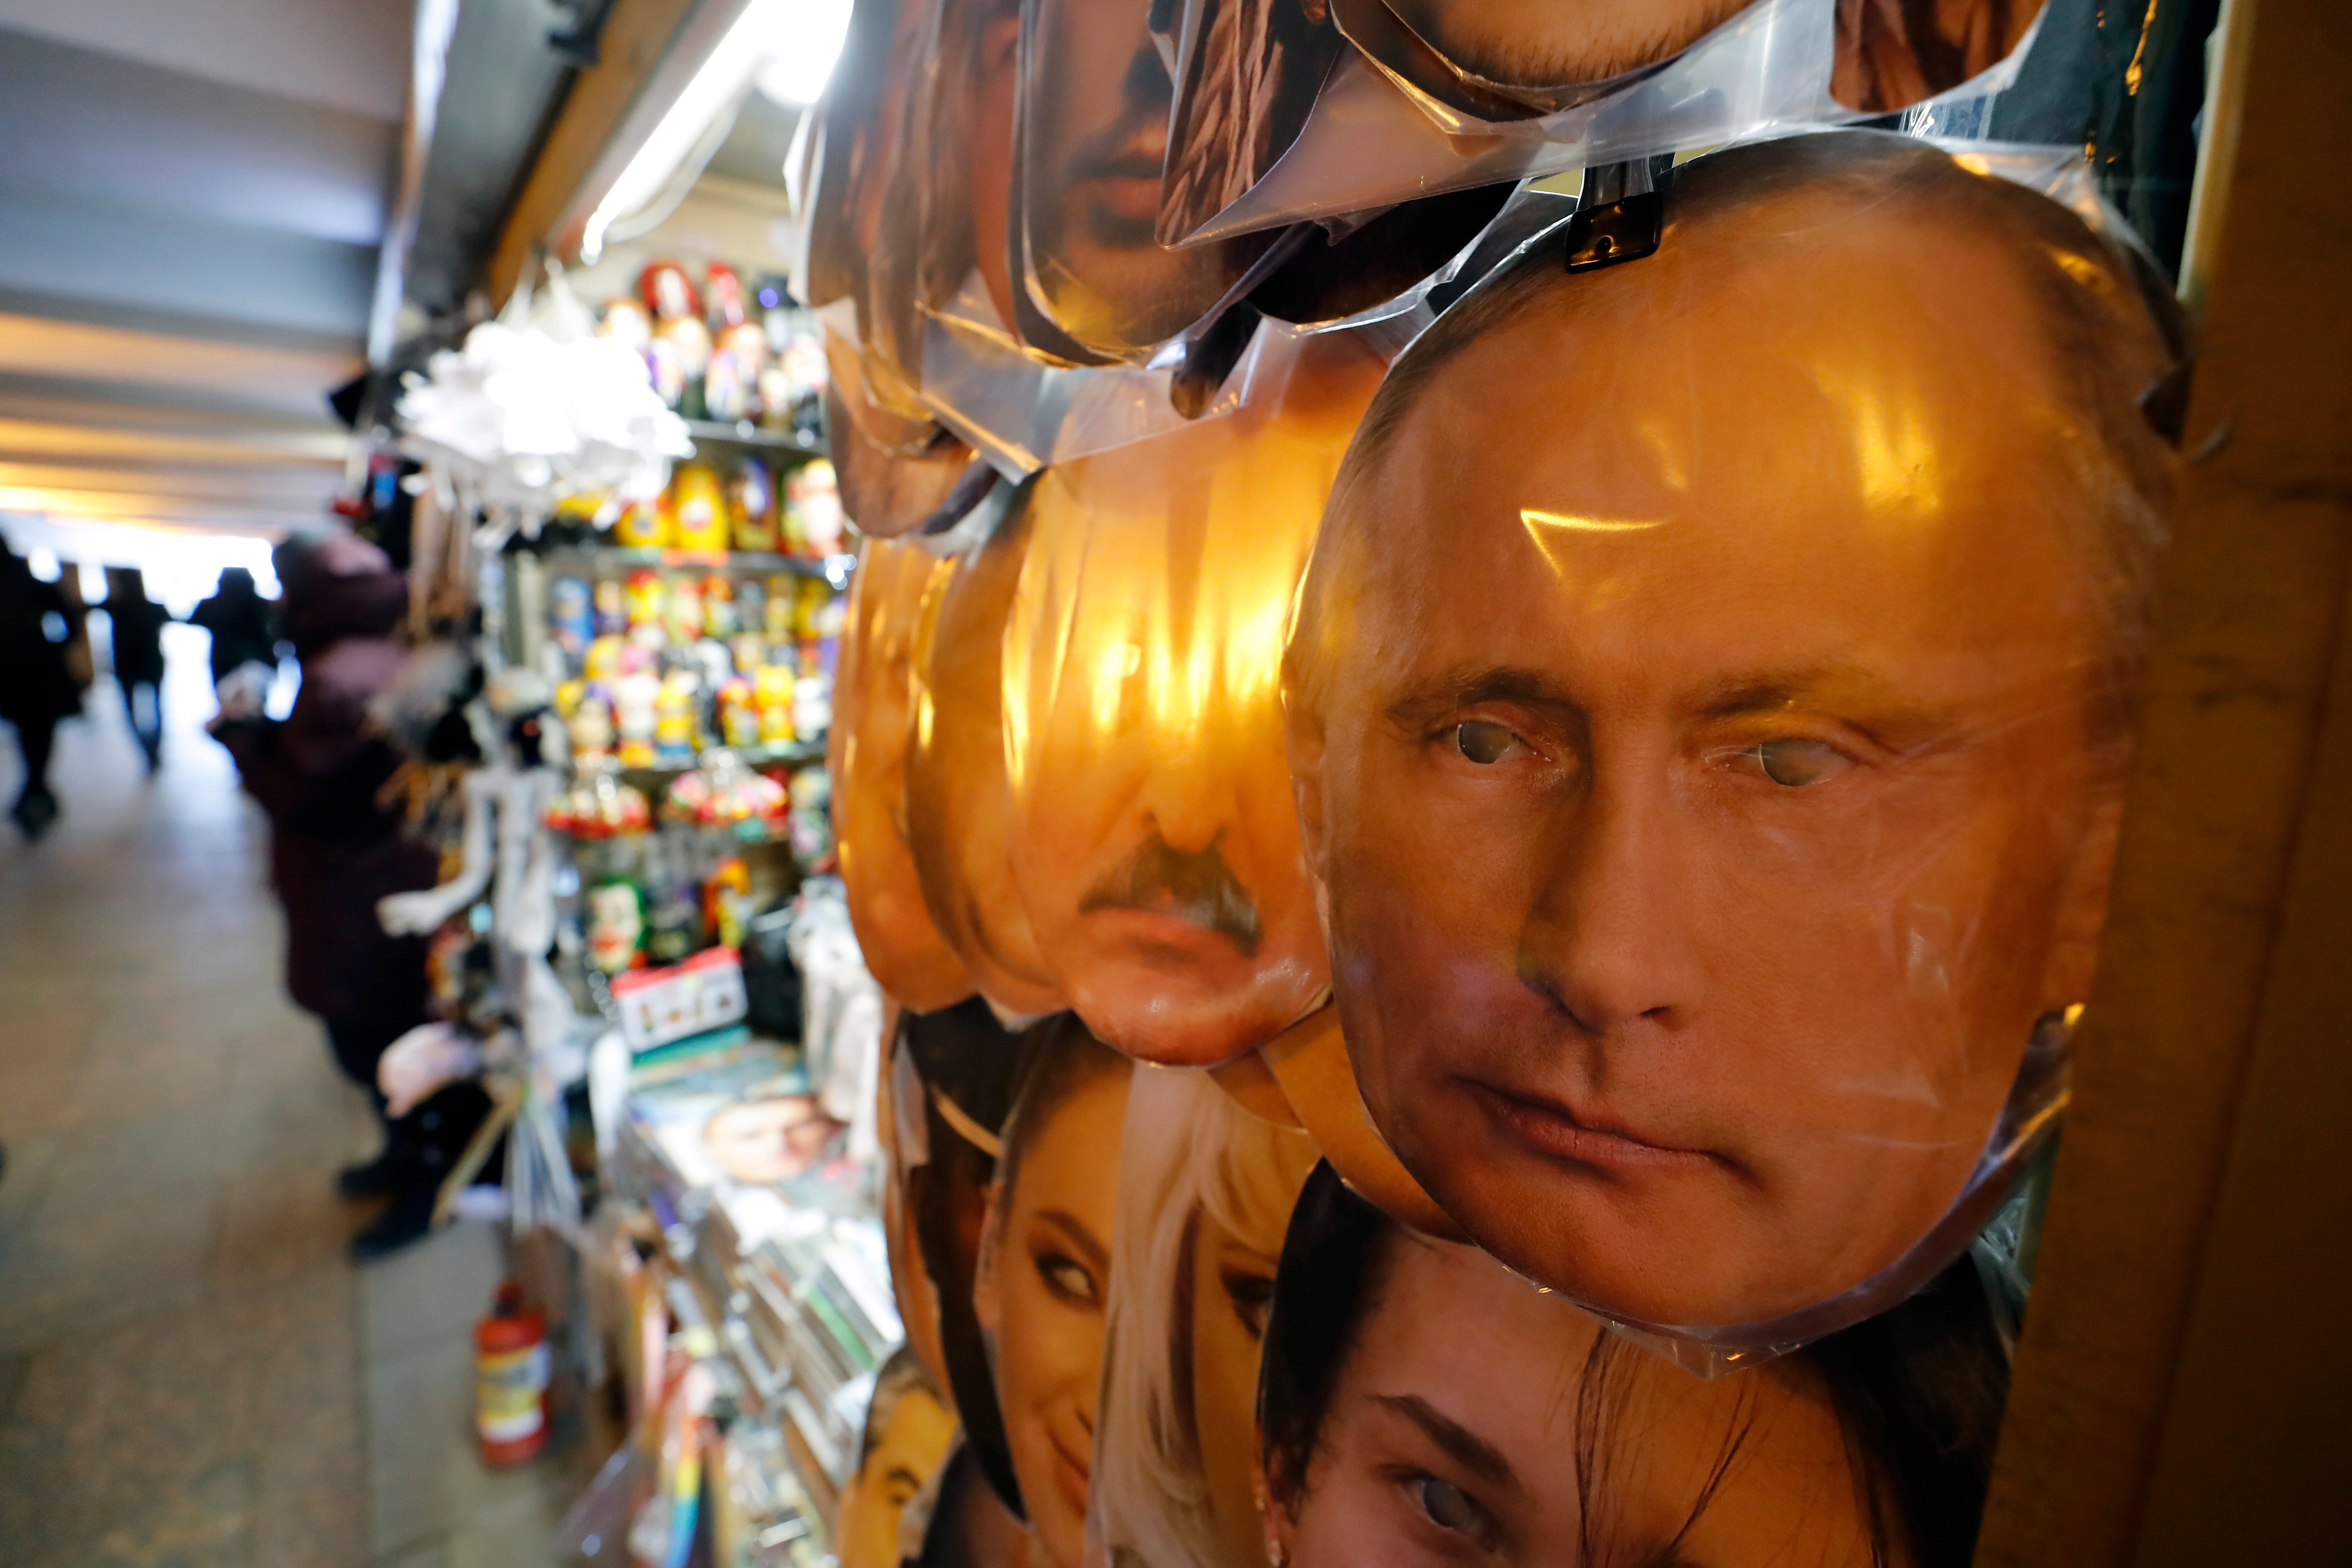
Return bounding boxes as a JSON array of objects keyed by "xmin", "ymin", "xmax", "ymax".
[
  {"xmin": 591, "ymin": 577, "xmax": 627, "ymax": 637},
  {"xmin": 717, "ymin": 676, "xmax": 762, "ymax": 749},
  {"xmin": 730, "ymin": 459, "xmax": 779, "ymax": 553},
  {"xmin": 654, "ymin": 668, "xmax": 702, "ymax": 764},
  {"xmin": 614, "ymin": 653, "xmax": 661, "ymax": 768},
  {"xmin": 624, "ymin": 569, "xmax": 667, "ymax": 647},
  {"xmin": 669, "ymin": 461, "xmax": 730, "ymax": 553},
  {"xmin": 754, "ymin": 664, "xmax": 796, "ymax": 745},
  {"xmin": 585, "ymin": 876, "xmax": 646, "ymax": 974},
  {"xmin": 702, "ymin": 573, "xmax": 739, "ymax": 639},
  {"xmin": 613, "ymin": 497, "xmax": 664, "ymax": 548},
  {"xmin": 664, "ymin": 574, "xmax": 705, "ymax": 646},
  {"xmin": 599, "ymin": 297, "xmax": 655, "ymax": 388},
  {"xmin": 583, "ymin": 630, "xmax": 626, "ymax": 684},
  {"xmin": 642, "ymin": 261, "xmax": 710, "ymax": 415},
  {"xmin": 785, "ymin": 459, "xmax": 845, "ymax": 558},
  {"xmin": 708, "ymin": 323, "xmax": 769, "ymax": 424},
  {"xmin": 549, "ymin": 577, "xmax": 594, "ymax": 668},
  {"xmin": 763, "ymin": 576, "xmax": 795, "ymax": 644},
  {"xmin": 569, "ymin": 685, "xmax": 616, "ymax": 765},
  {"xmin": 704, "ymin": 262, "xmax": 748, "ymax": 332},
  {"xmin": 795, "ymin": 577, "xmax": 836, "ymax": 673}
]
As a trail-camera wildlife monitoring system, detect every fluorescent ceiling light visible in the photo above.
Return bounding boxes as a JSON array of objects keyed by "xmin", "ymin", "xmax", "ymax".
[
  {"xmin": 754, "ymin": 0, "xmax": 853, "ymax": 104},
  {"xmin": 583, "ymin": 0, "xmax": 852, "ymax": 262}
]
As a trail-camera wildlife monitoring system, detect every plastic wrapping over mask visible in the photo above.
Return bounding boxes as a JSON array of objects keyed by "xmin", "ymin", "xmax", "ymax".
[
  {"xmin": 974, "ymin": 1017, "xmax": 1134, "ymax": 1568},
  {"xmin": 1003, "ymin": 325, "xmax": 1385, "ymax": 1066},
  {"xmin": 1014, "ymin": 0, "xmax": 1282, "ymax": 362},
  {"xmin": 1254, "ymin": 1164, "xmax": 2009, "ymax": 1562},
  {"xmin": 1088, "ymin": 1066, "xmax": 1317, "ymax": 1568},
  {"xmin": 905, "ymin": 484, "xmax": 1069, "ymax": 1022},
  {"xmin": 917, "ymin": 271, "xmax": 1270, "ymax": 477},
  {"xmin": 833, "ymin": 537, "xmax": 977, "ymax": 1011},
  {"xmin": 824, "ymin": 322, "xmax": 985, "ymax": 537},
  {"xmin": 797, "ymin": 0, "xmax": 946, "ymax": 424},
  {"xmin": 1281, "ymin": 133, "xmax": 2181, "ymax": 1359},
  {"xmin": 1160, "ymin": 0, "xmax": 2043, "ymax": 247}
]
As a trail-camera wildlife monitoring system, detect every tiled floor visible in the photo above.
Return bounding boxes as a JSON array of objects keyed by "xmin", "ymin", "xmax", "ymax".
[{"xmin": 0, "ymin": 630, "xmax": 598, "ymax": 1567}]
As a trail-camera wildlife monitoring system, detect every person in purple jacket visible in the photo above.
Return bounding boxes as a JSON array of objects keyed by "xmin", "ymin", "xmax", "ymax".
[{"xmin": 212, "ymin": 527, "xmax": 485, "ymax": 1259}]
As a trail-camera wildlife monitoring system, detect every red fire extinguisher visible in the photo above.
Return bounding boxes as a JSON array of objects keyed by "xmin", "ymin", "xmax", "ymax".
[{"xmin": 475, "ymin": 1281, "xmax": 550, "ymax": 1465}]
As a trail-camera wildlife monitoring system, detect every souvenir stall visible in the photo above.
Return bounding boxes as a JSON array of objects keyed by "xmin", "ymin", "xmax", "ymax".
[{"xmin": 377, "ymin": 0, "xmax": 2283, "ymax": 1556}]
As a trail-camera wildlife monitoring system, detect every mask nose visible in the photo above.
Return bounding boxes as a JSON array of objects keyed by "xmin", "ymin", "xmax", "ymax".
[
  {"xmin": 1134, "ymin": 727, "xmax": 1241, "ymax": 856},
  {"xmin": 1518, "ymin": 766, "xmax": 1703, "ymax": 1043}
]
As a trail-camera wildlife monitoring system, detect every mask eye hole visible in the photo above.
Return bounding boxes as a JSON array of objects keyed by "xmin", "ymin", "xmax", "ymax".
[
  {"xmin": 1455, "ymin": 720, "xmax": 1531, "ymax": 765},
  {"xmin": 1750, "ymin": 737, "xmax": 1850, "ymax": 787},
  {"xmin": 1414, "ymin": 1476, "xmax": 1493, "ymax": 1545}
]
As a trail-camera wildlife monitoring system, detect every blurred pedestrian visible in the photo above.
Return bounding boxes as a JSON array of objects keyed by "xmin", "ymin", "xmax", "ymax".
[
  {"xmin": 211, "ymin": 527, "xmax": 484, "ymax": 1258},
  {"xmin": 190, "ymin": 565, "xmax": 279, "ymax": 687},
  {"xmin": 0, "ymin": 541, "xmax": 83, "ymax": 837},
  {"xmin": 104, "ymin": 566, "xmax": 171, "ymax": 771}
]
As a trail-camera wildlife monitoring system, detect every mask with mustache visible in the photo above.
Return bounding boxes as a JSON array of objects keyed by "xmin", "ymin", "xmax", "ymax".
[
  {"xmin": 1001, "ymin": 326, "xmax": 1389, "ymax": 1066},
  {"xmin": 1081, "ymin": 834, "xmax": 1265, "ymax": 956}
]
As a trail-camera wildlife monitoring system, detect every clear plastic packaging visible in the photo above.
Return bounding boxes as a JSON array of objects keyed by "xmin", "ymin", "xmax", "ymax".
[
  {"xmin": 1278, "ymin": 132, "xmax": 2183, "ymax": 1363},
  {"xmin": 824, "ymin": 322, "xmax": 984, "ymax": 539},
  {"xmin": 914, "ymin": 271, "xmax": 1270, "ymax": 476},
  {"xmin": 1255, "ymin": 1163, "xmax": 2016, "ymax": 1559},
  {"xmin": 1000, "ymin": 325, "xmax": 1384, "ymax": 1065},
  {"xmin": 902, "ymin": 484, "xmax": 1069, "ymax": 1022},
  {"xmin": 831, "ymin": 537, "xmax": 977, "ymax": 1012},
  {"xmin": 1158, "ymin": 0, "xmax": 2042, "ymax": 247},
  {"xmin": 1087, "ymin": 1067, "xmax": 1317, "ymax": 1568},
  {"xmin": 1011, "ymin": 0, "xmax": 1286, "ymax": 363}
]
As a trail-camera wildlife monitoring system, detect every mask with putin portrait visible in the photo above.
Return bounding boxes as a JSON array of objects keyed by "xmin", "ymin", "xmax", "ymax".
[
  {"xmin": 1001, "ymin": 325, "xmax": 1385, "ymax": 1065},
  {"xmin": 1282, "ymin": 133, "xmax": 2182, "ymax": 1349}
]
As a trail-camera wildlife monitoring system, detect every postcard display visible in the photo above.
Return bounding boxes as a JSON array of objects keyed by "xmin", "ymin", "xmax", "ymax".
[{"xmin": 516, "ymin": 0, "xmax": 2199, "ymax": 1561}]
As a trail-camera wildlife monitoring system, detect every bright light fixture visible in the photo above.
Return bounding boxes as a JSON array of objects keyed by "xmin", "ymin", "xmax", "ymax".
[
  {"xmin": 582, "ymin": 0, "xmax": 852, "ymax": 263},
  {"xmin": 754, "ymin": 0, "xmax": 853, "ymax": 104}
]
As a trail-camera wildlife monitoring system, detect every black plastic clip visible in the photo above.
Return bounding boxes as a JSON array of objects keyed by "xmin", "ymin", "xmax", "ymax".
[{"xmin": 1564, "ymin": 155, "xmax": 1676, "ymax": 272}]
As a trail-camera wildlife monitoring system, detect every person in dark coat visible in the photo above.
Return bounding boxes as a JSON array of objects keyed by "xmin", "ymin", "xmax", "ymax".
[
  {"xmin": 211, "ymin": 527, "xmax": 485, "ymax": 1259},
  {"xmin": 104, "ymin": 566, "xmax": 172, "ymax": 771},
  {"xmin": 0, "ymin": 540, "xmax": 83, "ymax": 837},
  {"xmin": 189, "ymin": 565, "xmax": 279, "ymax": 685}
]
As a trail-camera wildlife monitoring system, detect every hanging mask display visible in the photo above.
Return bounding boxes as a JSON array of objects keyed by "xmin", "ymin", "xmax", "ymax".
[
  {"xmin": 972, "ymin": 1015, "xmax": 1134, "ymax": 1568},
  {"xmin": 1012, "ymin": 0, "xmax": 1283, "ymax": 364},
  {"xmin": 833, "ymin": 536, "xmax": 977, "ymax": 1013},
  {"xmin": 887, "ymin": 1000, "xmax": 1038, "ymax": 1523},
  {"xmin": 1158, "ymin": 0, "xmax": 2047, "ymax": 249},
  {"xmin": 1001, "ymin": 325, "xmax": 1385, "ymax": 1065},
  {"xmin": 824, "ymin": 324, "xmax": 987, "ymax": 539},
  {"xmin": 835, "ymin": 1348, "xmax": 958, "ymax": 1568},
  {"xmin": 904, "ymin": 483, "xmax": 1069, "ymax": 1022},
  {"xmin": 1280, "ymin": 133, "xmax": 2184, "ymax": 1362},
  {"xmin": 1255, "ymin": 1162, "xmax": 2012, "ymax": 1566},
  {"xmin": 802, "ymin": 0, "xmax": 997, "ymax": 540},
  {"xmin": 1091, "ymin": 1067, "xmax": 1317, "ymax": 1568}
]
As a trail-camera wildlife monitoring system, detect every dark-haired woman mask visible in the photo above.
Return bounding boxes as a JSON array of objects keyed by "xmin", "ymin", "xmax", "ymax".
[
  {"xmin": 975, "ymin": 1018, "xmax": 1136, "ymax": 1568},
  {"xmin": 1258, "ymin": 1166, "xmax": 2008, "ymax": 1568}
]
